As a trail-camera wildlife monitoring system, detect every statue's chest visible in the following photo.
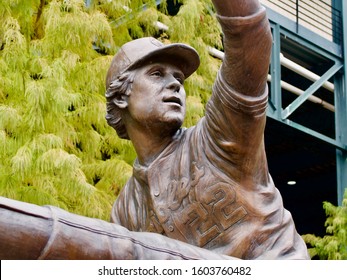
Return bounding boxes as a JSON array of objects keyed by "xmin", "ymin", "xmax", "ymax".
[{"xmin": 145, "ymin": 163, "xmax": 248, "ymax": 248}]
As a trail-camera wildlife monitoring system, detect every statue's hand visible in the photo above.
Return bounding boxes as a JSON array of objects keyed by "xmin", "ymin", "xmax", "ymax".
[{"xmin": 211, "ymin": 0, "xmax": 262, "ymax": 17}]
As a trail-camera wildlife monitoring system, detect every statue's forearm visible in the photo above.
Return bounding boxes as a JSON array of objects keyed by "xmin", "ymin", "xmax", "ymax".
[
  {"xmin": 211, "ymin": 0, "xmax": 271, "ymax": 97},
  {"xmin": 0, "ymin": 198, "xmax": 52, "ymax": 259},
  {"xmin": 0, "ymin": 197, "xmax": 234, "ymax": 260},
  {"xmin": 212, "ymin": 0, "xmax": 262, "ymax": 17}
]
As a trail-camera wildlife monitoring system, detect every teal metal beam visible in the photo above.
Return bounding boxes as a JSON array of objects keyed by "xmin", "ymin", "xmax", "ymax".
[
  {"xmin": 335, "ymin": 0, "xmax": 347, "ymax": 205},
  {"xmin": 281, "ymin": 61, "xmax": 343, "ymax": 120},
  {"xmin": 269, "ymin": 23, "xmax": 282, "ymax": 118},
  {"xmin": 278, "ymin": 27, "xmax": 341, "ymax": 61},
  {"xmin": 267, "ymin": 114, "xmax": 346, "ymax": 151},
  {"xmin": 334, "ymin": 70, "xmax": 347, "ymax": 205}
]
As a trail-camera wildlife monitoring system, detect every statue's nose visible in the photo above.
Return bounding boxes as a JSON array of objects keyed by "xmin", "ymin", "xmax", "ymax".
[{"xmin": 166, "ymin": 76, "xmax": 181, "ymax": 92}]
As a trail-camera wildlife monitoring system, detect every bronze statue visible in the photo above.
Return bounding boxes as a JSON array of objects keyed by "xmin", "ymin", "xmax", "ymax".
[
  {"xmin": 0, "ymin": 0, "xmax": 310, "ymax": 260},
  {"xmin": 105, "ymin": 0, "xmax": 309, "ymax": 259}
]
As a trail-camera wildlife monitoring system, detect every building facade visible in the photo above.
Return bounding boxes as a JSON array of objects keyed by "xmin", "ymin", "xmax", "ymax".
[{"xmin": 260, "ymin": 0, "xmax": 346, "ymax": 236}]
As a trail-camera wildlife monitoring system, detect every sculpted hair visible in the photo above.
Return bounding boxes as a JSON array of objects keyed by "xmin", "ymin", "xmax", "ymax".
[{"xmin": 105, "ymin": 71, "xmax": 135, "ymax": 139}]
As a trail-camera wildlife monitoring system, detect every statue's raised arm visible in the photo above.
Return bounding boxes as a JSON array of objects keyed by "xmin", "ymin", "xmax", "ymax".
[{"xmin": 211, "ymin": 0, "xmax": 271, "ymax": 97}]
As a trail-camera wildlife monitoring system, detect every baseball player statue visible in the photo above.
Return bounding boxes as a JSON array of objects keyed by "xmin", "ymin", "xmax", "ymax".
[{"xmin": 0, "ymin": 0, "xmax": 309, "ymax": 260}]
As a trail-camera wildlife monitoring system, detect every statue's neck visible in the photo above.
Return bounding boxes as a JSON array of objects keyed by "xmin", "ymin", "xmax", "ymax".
[{"xmin": 129, "ymin": 129, "xmax": 175, "ymax": 167}]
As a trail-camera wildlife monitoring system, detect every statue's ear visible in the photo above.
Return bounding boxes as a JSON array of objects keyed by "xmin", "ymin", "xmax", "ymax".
[{"xmin": 113, "ymin": 94, "xmax": 128, "ymax": 109}]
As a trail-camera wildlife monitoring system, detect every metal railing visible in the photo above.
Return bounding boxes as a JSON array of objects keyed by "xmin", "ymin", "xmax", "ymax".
[{"xmin": 262, "ymin": 0, "xmax": 342, "ymax": 44}]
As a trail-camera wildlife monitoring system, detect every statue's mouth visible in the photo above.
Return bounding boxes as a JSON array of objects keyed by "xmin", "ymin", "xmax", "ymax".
[{"xmin": 163, "ymin": 96, "xmax": 182, "ymax": 106}]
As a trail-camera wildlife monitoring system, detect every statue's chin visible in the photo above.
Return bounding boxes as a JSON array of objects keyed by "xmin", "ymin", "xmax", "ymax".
[{"xmin": 156, "ymin": 117, "xmax": 183, "ymax": 138}]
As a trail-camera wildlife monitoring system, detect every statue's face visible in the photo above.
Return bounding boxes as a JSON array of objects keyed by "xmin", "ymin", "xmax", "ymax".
[{"xmin": 125, "ymin": 62, "xmax": 186, "ymax": 135}]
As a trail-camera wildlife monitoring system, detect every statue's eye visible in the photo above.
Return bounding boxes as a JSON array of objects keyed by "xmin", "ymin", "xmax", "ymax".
[
  {"xmin": 175, "ymin": 76, "xmax": 184, "ymax": 84},
  {"xmin": 150, "ymin": 70, "xmax": 162, "ymax": 77}
]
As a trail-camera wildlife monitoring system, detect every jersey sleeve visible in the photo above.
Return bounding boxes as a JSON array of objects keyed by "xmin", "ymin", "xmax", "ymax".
[
  {"xmin": 202, "ymin": 6, "xmax": 271, "ymax": 184},
  {"xmin": 217, "ymin": 6, "xmax": 272, "ymax": 97}
]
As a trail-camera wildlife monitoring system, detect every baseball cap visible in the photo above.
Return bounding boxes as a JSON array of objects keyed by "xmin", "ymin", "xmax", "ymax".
[{"xmin": 106, "ymin": 37, "xmax": 200, "ymax": 89}]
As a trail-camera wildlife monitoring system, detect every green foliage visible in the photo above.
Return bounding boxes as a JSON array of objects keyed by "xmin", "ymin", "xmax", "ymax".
[
  {"xmin": 0, "ymin": 0, "xmax": 222, "ymax": 221},
  {"xmin": 303, "ymin": 189, "xmax": 347, "ymax": 259}
]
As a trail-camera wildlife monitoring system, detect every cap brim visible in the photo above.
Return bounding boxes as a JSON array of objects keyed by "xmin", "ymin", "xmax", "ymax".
[{"xmin": 126, "ymin": 43, "xmax": 200, "ymax": 79}]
